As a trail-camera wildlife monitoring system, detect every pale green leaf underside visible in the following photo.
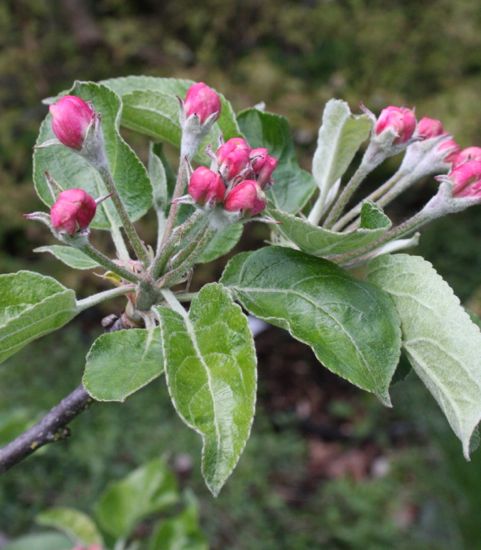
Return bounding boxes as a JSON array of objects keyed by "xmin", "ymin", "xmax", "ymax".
[
  {"xmin": 34, "ymin": 245, "xmax": 99, "ymax": 270},
  {"xmin": 221, "ymin": 247, "xmax": 401, "ymax": 404},
  {"xmin": 0, "ymin": 271, "xmax": 77, "ymax": 365},
  {"xmin": 95, "ymin": 458, "xmax": 178, "ymax": 539},
  {"xmin": 312, "ymin": 99, "xmax": 372, "ymax": 206},
  {"xmin": 198, "ymin": 223, "xmax": 243, "ymax": 263},
  {"xmin": 157, "ymin": 283, "xmax": 257, "ymax": 496},
  {"xmin": 101, "ymin": 75, "xmax": 240, "ymax": 140},
  {"xmin": 368, "ymin": 254, "xmax": 481, "ymax": 458},
  {"xmin": 269, "ymin": 201, "xmax": 390, "ymax": 257},
  {"xmin": 37, "ymin": 507, "xmax": 103, "ymax": 547},
  {"xmin": 34, "ymin": 81, "xmax": 152, "ymax": 230},
  {"xmin": 237, "ymin": 109, "xmax": 316, "ymax": 214},
  {"xmin": 3, "ymin": 533, "xmax": 71, "ymax": 550},
  {"xmin": 83, "ymin": 328, "xmax": 164, "ymax": 402}
]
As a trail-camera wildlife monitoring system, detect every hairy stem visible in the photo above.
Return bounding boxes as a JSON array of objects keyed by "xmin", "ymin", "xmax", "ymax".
[
  {"xmin": 76, "ymin": 285, "xmax": 135, "ymax": 312},
  {"xmin": 323, "ymin": 163, "xmax": 371, "ymax": 228},
  {"xmin": 77, "ymin": 242, "xmax": 141, "ymax": 284},
  {"xmin": 158, "ymin": 159, "xmax": 187, "ymax": 251},
  {"xmin": 97, "ymin": 165, "xmax": 149, "ymax": 266}
]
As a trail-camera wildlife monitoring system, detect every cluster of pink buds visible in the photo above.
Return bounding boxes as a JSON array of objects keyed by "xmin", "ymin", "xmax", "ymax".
[
  {"xmin": 50, "ymin": 188, "xmax": 97, "ymax": 235},
  {"xmin": 187, "ymin": 137, "xmax": 278, "ymax": 217}
]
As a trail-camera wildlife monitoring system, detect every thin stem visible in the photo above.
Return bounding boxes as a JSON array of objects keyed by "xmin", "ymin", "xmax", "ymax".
[
  {"xmin": 333, "ymin": 170, "xmax": 405, "ymax": 231},
  {"xmin": 78, "ymin": 242, "xmax": 141, "ymax": 284},
  {"xmin": 324, "ymin": 163, "xmax": 371, "ymax": 228},
  {"xmin": 76, "ymin": 285, "xmax": 135, "ymax": 313},
  {"xmin": 97, "ymin": 165, "xmax": 149, "ymax": 266},
  {"xmin": 307, "ymin": 193, "xmax": 325, "ymax": 226},
  {"xmin": 175, "ymin": 291, "xmax": 198, "ymax": 302},
  {"xmin": 330, "ymin": 210, "xmax": 429, "ymax": 266},
  {"xmin": 158, "ymin": 159, "xmax": 187, "ymax": 250}
]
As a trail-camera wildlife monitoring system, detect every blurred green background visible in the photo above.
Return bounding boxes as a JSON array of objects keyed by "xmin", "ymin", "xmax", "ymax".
[{"xmin": 1, "ymin": 1, "xmax": 481, "ymax": 548}]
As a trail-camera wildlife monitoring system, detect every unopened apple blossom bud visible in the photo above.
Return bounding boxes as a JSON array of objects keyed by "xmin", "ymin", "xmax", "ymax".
[
  {"xmin": 183, "ymin": 82, "xmax": 221, "ymax": 124},
  {"xmin": 49, "ymin": 95, "xmax": 95, "ymax": 150},
  {"xmin": 249, "ymin": 147, "xmax": 278, "ymax": 187},
  {"xmin": 453, "ymin": 146, "xmax": 481, "ymax": 166},
  {"xmin": 437, "ymin": 138, "xmax": 461, "ymax": 164},
  {"xmin": 375, "ymin": 106, "xmax": 416, "ymax": 144},
  {"xmin": 216, "ymin": 138, "xmax": 251, "ymax": 180},
  {"xmin": 416, "ymin": 117, "xmax": 445, "ymax": 140},
  {"xmin": 188, "ymin": 166, "xmax": 225, "ymax": 205},
  {"xmin": 449, "ymin": 160, "xmax": 481, "ymax": 198},
  {"xmin": 224, "ymin": 180, "xmax": 266, "ymax": 216},
  {"xmin": 50, "ymin": 188, "xmax": 97, "ymax": 235}
]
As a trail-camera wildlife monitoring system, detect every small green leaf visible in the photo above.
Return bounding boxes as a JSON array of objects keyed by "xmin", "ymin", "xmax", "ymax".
[
  {"xmin": 3, "ymin": 533, "xmax": 71, "ymax": 550},
  {"xmin": 101, "ymin": 75, "xmax": 240, "ymax": 140},
  {"xmin": 368, "ymin": 254, "xmax": 481, "ymax": 458},
  {"xmin": 312, "ymin": 99, "xmax": 372, "ymax": 208},
  {"xmin": 148, "ymin": 493, "xmax": 208, "ymax": 550},
  {"xmin": 34, "ymin": 246, "xmax": 99, "ymax": 270},
  {"xmin": 237, "ymin": 108, "xmax": 316, "ymax": 214},
  {"xmin": 95, "ymin": 458, "xmax": 179, "ymax": 539},
  {"xmin": 0, "ymin": 271, "xmax": 77, "ymax": 365},
  {"xmin": 221, "ymin": 247, "xmax": 401, "ymax": 405},
  {"xmin": 83, "ymin": 328, "xmax": 164, "ymax": 402},
  {"xmin": 156, "ymin": 283, "xmax": 257, "ymax": 496},
  {"xmin": 198, "ymin": 223, "xmax": 243, "ymax": 263},
  {"xmin": 37, "ymin": 507, "xmax": 103, "ymax": 547},
  {"xmin": 269, "ymin": 201, "xmax": 390, "ymax": 257},
  {"xmin": 34, "ymin": 81, "xmax": 153, "ymax": 230}
]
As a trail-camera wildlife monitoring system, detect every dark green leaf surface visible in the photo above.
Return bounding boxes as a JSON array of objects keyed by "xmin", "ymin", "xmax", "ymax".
[
  {"xmin": 157, "ymin": 283, "xmax": 257, "ymax": 496},
  {"xmin": 0, "ymin": 271, "xmax": 77, "ymax": 365},
  {"xmin": 221, "ymin": 247, "xmax": 401, "ymax": 404},
  {"xmin": 83, "ymin": 328, "xmax": 164, "ymax": 402}
]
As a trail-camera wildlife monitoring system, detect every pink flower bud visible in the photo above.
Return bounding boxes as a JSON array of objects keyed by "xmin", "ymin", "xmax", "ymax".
[
  {"xmin": 416, "ymin": 116, "xmax": 445, "ymax": 140},
  {"xmin": 375, "ymin": 106, "xmax": 416, "ymax": 144},
  {"xmin": 49, "ymin": 95, "xmax": 95, "ymax": 150},
  {"xmin": 50, "ymin": 188, "xmax": 97, "ymax": 235},
  {"xmin": 224, "ymin": 180, "xmax": 266, "ymax": 216},
  {"xmin": 449, "ymin": 160, "xmax": 481, "ymax": 198},
  {"xmin": 453, "ymin": 146, "xmax": 481, "ymax": 166},
  {"xmin": 216, "ymin": 138, "xmax": 250, "ymax": 180},
  {"xmin": 188, "ymin": 166, "xmax": 225, "ymax": 205},
  {"xmin": 249, "ymin": 148, "xmax": 278, "ymax": 187},
  {"xmin": 437, "ymin": 138, "xmax": 461, "ymax": 164},
  {"xmin": 183, "ymin": 82, "xmax": 221, "ymax": 124},
  {"xmin": 216, "ymin": 138, "xmax": 251, "ymax": 180}
]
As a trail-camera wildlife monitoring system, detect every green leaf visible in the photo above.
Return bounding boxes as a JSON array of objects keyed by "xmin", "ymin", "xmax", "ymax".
[
  {"xmin": 34, "ymin": 81, "xmax": 152, "ymax": 230},
  {"xmin": 237, "ymin": 108, "xmax": 316, "ymax": 214},
  {"xmin": 368, "ymin": 253, "xmax": 481, "ymax": 458},
  {"xmin": 221, "ymin": 247, "xmax": 401, "ymax": 405},
  {"xmin": 198, "ymin": 223, "xmax": 243, "ymax": 263},
  {"xmin": 101, "ymin": 75, "xmax": 240, "ymax": 140},
  {"xmin": 148, "ymin": 493, "xmax": 208, "ymax": 550},
  {"xmin": 34, "ymin": 245, "xmax": 99, "ymax": 270},
  {"xmin": 37, "ymin": 507, "xmax": 103, "ymax": 547},
  {"xmin": 156, "ymin": 283, "xmax": 257, "ymax": 496},
  {"xmin": 0, "ymin": 271, "xmax": 77, "ymax": 365},
  {"xmin": 3, "ymin": 533, "xmax": 71, "ymax": 550},
  {"xmin": 269, "ymin": 201, "xmax": 391, "ymax": 257},
  {"xmin": 95, "ymin": 458, "xmax": 179, "ymax": 539},
  {"xmin": 83, "ymin": 328, "xmax": 164, "ymax": 402},
  {"xmin": 122, "ymin": 90, "xmax": 220, "ymax": 164},
  {"xmin": 312, "ymin": 99, "xmax": 372, "ymax": 207}
]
